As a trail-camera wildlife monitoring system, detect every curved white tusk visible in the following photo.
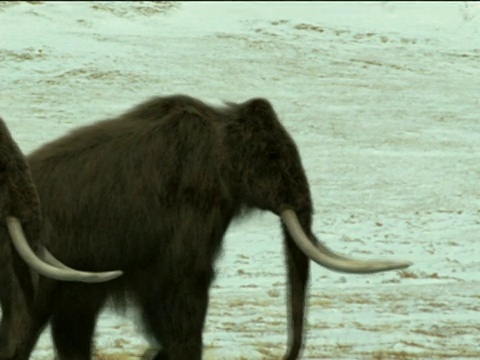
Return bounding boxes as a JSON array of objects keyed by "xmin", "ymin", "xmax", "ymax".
[
  {"xmin": 280, "ymin": 209, "xmax": 412, "ymax": 274},
  {"xmin": 6, "ymin": 216, "xmax": 123, "ymax": 282},
  {"xmin": 39, "ymin": 246, "xmax": 75, "ymax": 270}
]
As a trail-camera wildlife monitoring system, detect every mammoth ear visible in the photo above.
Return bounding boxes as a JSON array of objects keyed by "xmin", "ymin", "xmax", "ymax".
[
  {"xmin": 240, "ymin": 98, "xmax": 277, "ymax": 127},
  {"xmin": 245, "ymin": 98, "xmax": 275, "ymax": 115}
]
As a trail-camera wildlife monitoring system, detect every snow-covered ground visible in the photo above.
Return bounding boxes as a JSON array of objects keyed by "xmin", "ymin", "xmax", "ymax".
[{"xmin": 1, "ymin": 1, "xmax": 480, "ymax": 359}]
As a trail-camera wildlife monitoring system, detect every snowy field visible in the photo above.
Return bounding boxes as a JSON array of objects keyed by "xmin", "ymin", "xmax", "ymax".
[{"xmin": 1, "ymin": 1, "xmax": 480, "ymax": 359}]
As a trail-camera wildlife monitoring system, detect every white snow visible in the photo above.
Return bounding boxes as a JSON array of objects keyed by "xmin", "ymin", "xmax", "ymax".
[{"xmin": 1, "ymin": 1, "xmax": 480, "ymax": 359}]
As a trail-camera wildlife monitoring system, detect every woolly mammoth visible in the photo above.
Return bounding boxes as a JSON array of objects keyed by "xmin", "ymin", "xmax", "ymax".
[{"xmin": 0, "ymin": 96, "xmax": 411, "ymax": 360}]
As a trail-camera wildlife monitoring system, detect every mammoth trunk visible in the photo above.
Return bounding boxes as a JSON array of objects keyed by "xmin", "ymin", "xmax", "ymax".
[
  {"xmin": 282, "ymin": 211, "xmax": 312, "ymax": 360},
  {"xmin": 279, "ymin": 207, "xmax": 413, "ymax": 359}
]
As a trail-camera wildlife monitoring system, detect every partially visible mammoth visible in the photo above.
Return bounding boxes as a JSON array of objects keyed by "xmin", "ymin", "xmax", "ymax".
[
  {"xmin": 0, "ymin": 96, "xmax": 411, "ymax": 360},
  {"xmin": 0, "ymin": 118, "xmax": 122, "ymax": 357}
]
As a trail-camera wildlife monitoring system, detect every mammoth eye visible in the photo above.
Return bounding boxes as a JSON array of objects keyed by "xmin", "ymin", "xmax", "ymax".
[{"xmin": 267, "ymin": 151, "xmax": 279, "ymax": 160}]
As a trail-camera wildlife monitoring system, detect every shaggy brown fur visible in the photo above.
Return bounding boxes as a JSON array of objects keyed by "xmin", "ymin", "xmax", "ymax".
[
  {"xmin": 0, "ymin": 119, "xmax": 40, "ymax": 221},
  {"xmin": 0, "ymin": 118, "xmax": 41, "ymax": 359},
  {"xmin": 0, "ymin": 95, "xmax": 314, "ymax": 360}
]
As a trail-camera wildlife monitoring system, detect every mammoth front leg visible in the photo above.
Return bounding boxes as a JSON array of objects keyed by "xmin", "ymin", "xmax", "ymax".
[
  {"xmin": 139, "ymin": 269, "xmax": 214, "ymax": 360},
  {"xmin": 0, "ymin": 268, "xmax": 17, "ymax": 359},
  {"xmin": 0, "ymin": 244, "xmax": 34, "ymax": 360},
  {"xmin": 1, "ymin": 279, "xmax": 57, "ymax": 360},
  {"xmin": 51, "ymin": 285, "xmax": 107, "ymax": 360}
]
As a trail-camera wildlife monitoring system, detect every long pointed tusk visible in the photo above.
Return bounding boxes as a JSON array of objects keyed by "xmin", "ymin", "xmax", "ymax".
[
  {"xmin": 6, "ymin": 216, "xmax": 123, "ymax": 282},
  {"xmin": 280, "ymin": 209, "xmax": 412, "ymax": 274}
]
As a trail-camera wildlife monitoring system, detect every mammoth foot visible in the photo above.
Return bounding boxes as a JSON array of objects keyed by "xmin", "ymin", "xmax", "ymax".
[
  {"xmin": 0, "ymin": 345, "xmax": 15, "ymax": 360},
  {"xmin": 0, "ymin": 330, "xmax": 15, "ymax": 360},
  {"xmin": 141, "ymin": 347, "xmax": 167, "ymax": 360},
  {"xmin": 152, "ymin": 351, "xmax": 168, "ymax": 360}
]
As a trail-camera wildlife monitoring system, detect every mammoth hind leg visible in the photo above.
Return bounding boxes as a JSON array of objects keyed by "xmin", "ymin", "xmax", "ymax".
[{"xmin": 51, "ymin": 286, "xmax": 106, "ymax": 360}]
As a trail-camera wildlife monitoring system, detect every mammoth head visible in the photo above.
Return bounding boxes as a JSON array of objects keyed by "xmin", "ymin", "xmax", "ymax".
[
  {"xmin": 226, "ymin": 98, "xmax": 311, "ymax": 214},
  {"xmin": 0, "ymin": 118, "xmax": 122, "ymax": 282},
  {"xmin": 224, "ymin": 99, "xmax": 412, "ymax": 274}
]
